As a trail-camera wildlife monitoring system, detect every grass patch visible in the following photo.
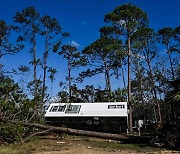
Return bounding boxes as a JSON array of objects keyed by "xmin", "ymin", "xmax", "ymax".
[
  {"xmin": 77, "ymin": 136, "xmax": 163, "ymax": 153},
  {"xmin": 89, "ymin": 141, "xmax": 160, "ymax": 152},
  {"xmin": 0, "ymin": 146, "xmax": 19, "ymax": 154},
  {"xmin": 0, "ymin": 138, "xmax": 65, "ymax": 154},
  {"xmin": 0, "ymin": 135, "xmax": 165, "ymax": 154}
]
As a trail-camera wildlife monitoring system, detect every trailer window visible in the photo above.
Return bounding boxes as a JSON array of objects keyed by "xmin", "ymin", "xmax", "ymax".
[
  {"xmin": 117, "ymin": 105, "xmax": 125, "ymax": 109},
  {"xmin": 108, "ymin": 105, "xmax": 116, "ymax": 109},
  {"xmin": 57, "ymin": 105, "xmax": 66, "ymax": 112},
  {"xmin": 49, "ymin": 106, "xmax": 53, "ymax": 112},
  {"xmin": 65, "ymin": 105, "xmax": 81, "ymax": 113},
  {"xmin": 50, "ymin": 106, "xmax": 58, "ymax": 112},
  {"xmin": 108, "ymin": 104, "xmax": 125, "ymax": 109},
  {"xmin": 117, "ymin": 105, "xmax": 122, "ymax": 108}
]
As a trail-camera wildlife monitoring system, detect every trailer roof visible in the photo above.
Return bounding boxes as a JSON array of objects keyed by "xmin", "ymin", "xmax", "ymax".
[{"xmin": 45, "ymin": 102, "xmax": 128, "ymax": 117}]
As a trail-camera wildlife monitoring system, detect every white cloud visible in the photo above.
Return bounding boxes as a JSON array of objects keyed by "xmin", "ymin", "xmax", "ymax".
[{"xmin": 70, "ymin": 41, "xmax": 80, "ymax": 47}]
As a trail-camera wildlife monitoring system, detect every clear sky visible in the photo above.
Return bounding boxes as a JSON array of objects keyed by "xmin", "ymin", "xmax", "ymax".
[{"xmin": 0, "ymin": 0, "xmax": 180, "ymax": 96}]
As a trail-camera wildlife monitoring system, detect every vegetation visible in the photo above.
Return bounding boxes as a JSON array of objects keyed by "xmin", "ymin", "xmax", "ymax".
[
  {"xmin": 104, "ymin": 4, "xmax": 149, "ymax": 132},
  {"xmin": 0, "ymin": 4, "xmax": 179, "ymax": 149},
  {"xmin": 0, "ymin": 136, "xmax": 165, "ymax": 154}
]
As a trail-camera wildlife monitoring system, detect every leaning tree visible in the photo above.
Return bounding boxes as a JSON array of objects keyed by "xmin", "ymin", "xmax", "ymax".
[
  {"xmin": 131, "ymin": 27, "xmax": 163, "ymax": 126},
  {"xmin": 40, "ymin": 15, "xmax": 69, "ymax": 105},
  {"xmin": 13, "ymin": 7, "xmax": 41, "ymax": 102},
  {"xmin": 104, "ymin": 4, "xmax": 148, "ymax": 132}
]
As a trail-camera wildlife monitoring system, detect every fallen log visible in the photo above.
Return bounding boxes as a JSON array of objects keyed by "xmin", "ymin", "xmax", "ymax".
[
  {"xmin": 0, "ymin": 117, "xmax": 128, "ymax": 141},
  {"xmin": 26, "ymin": 122, "xmax": 129, "ymax": 140}
]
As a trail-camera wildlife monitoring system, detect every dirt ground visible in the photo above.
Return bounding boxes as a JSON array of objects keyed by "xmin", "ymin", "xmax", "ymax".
[
  {"xmin": 0, "ymin": 135, "xmax": 179, "ymax": 154},
  {"xmin": 33, "ymin": 136, "xmax": 179, "ymax": 154},
  {"xmin": 35, "ymin": 139, "xmax": 125, "ymax": 154}
]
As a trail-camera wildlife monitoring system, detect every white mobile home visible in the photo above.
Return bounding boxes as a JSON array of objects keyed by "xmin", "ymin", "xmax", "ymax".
[{"xmin": 45, "ymin": 102, "xmax": 128, "ymax": 134}]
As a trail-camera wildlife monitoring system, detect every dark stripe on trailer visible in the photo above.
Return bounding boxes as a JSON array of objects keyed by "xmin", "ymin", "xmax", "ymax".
[{"xmin": 46, "ymin": 116, "xmax": 127, "ymax": 134}]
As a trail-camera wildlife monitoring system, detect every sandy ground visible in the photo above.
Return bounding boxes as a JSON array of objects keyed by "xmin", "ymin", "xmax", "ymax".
[
  {"xmin": 36, "ymin": 146, "xmax": 123, "ymax": 154},
  {"xmin": 34, "ymin": 137, "xmax": 179, "ymax": 154},
  {"xmin": 35, "ymin": 138, "xmax": 123, "ymax": 154}
]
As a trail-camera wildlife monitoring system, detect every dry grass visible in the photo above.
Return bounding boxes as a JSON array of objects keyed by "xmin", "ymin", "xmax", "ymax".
[{"xmin": 0, "ymin": 135, "xmax": 177, "ymax": 154}]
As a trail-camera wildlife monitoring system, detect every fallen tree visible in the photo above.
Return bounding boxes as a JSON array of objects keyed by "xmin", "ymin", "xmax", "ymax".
[
  {"xmin": 0, "ymin": 116, "xmax": 129, "ymax": 143},
  {"xmin": 0, "ymin": 76, "xmax": 130, "ymax": 144}
]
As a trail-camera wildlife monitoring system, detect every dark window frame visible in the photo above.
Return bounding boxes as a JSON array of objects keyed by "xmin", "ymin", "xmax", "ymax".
[
  {"xmin": 65, "ymin": 105, "xmax": 81, "ymax": 113},
  {"xmin": 57, "ymin": 105, "xmax": 66, "ymax": 112},
  {"xmin": 108, "ymin": 104, "xmax": 125, "ymax": 109},
  {"xmin": 50, "ymin": 106, "xmax": 59, "ymax": 112}
]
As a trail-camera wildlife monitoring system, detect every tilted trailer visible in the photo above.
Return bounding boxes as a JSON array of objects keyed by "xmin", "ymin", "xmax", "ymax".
[{"xmin": 45, "ymin": 102, "xmax": 128, "ymax": 134}]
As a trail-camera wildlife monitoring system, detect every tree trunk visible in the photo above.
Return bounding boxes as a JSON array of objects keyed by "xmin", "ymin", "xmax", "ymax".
[
  {"xmin": 121, "ymin": 60, "xmax": 126, "ymax": 89},
  {"xmin": 33, "ymin": 34, "xmax": 37, "ymax": 100},
  {"xmin": 29, "ymin": 123, "xmax": 128, "ymax": 140},
  {"xmin": 127, "ymin": 35, "xmax": 132, "ymax": 133},
  {"xmin": 167, "ymin": 47, "xmax": 175, "ymax": 80},
  {"xmin": 42, "ymin": 31, "xmax": 49, "ymax": 106},
  {"xmin": 137, "ymin": 60, "xmax": 147, "ymax": 130},
  {"xmin": 144, "ymin": 51, "xmax": 162, "ymax": 127},
  {"xmin": 104, "ymin": 60, "xmax": 111, "ymax": 92},
  {"xmin": 0, "ymin": 117, "xmax": 128, "ymax": 141},
  {"xmin": 42, "ymin": 55, "xmax": 47, "ymax": 103},
  {"xmin": 68, "ymin": 62, "xmax": 72, "ymax": 102},
  {"xmin": 105, "ymin": 68, "xmax": 111, "ymax": 92}
]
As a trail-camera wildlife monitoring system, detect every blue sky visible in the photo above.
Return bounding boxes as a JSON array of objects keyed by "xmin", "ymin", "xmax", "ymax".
[{"xmin": 0, "ymin": 0, "xmax": 180, "ymax": 96}]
